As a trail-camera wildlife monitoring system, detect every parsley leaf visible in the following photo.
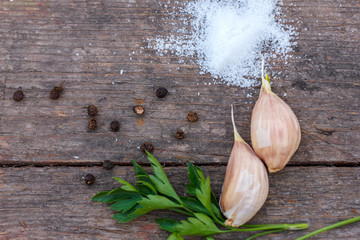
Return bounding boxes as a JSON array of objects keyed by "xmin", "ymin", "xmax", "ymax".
[
  {"xmin": 92, "ymin": 189, "xmax": 145, "ymax": 223},
  {"xmin": 136, "ymin": 180, "xmax": 158, "ymax": 195},
  {"xmin": 92, "ymin": 188, "xmax": 139, "ymax": 204},
  {"xmin": 92, "ymin": 191, "xmax": 113, "ymax": 203},
  {"xmin": 195, "ymin": 176, "xmax": 213, "ymax": 215},
  {"xmin": 186, "ymin": 162, "xmax": 219, "ymax": 204},
  {"xmin": 186, "ymin": 162, "xmax": 224, "ymax": 221},
  {"xmin": 186, "ymin": 162, "xmax": 205, "ymax": 196},
  {"xmin": 112, "ymin": 204, "xmax": 143, "ymax": 223},
  {"xmin": 134, "ymin": 195, "xmax": 181, "ymax": 215},
  {"xmin": 146, "ymin": 152, "xmax": 181, "ymax": 202},
  {"xmin": 167, "ymin": 232, "xmax": 184, "ymax": 240},
  {"xmin": 113, "ymin": 177, "xmax": 138, "ymax": 192},
  {"xmin": 181, "ymin": 197, "xmax": 211, "ymax": 216},
  {"xmin": 132, "ymin": 160, "xmax": 157, "ymax": 195},
  {"xmin": 109, "ymin": 192, "xmax": 142, "ymax": 212},
  {"xmin": 132, "ymin": 159, "xmax": 150, "ymax": 182},
  {"xmin": 157, "ymin": 213, "xmax": 225, "ymax": 236}
]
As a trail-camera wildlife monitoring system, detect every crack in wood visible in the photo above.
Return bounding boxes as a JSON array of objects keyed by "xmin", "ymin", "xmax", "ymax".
[
  {"xmin": 0, "ymin": 162, "xmax": 359, "ymax": 168},
  {"xmin": 315, "ymin": 125, "xmax": 336, "ymax": 135}
]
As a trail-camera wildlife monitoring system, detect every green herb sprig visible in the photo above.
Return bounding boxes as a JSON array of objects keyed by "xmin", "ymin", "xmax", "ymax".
[
  {"xmin": 92, "ymin": 152, "xmax": 359, "ymax": 239},
  {"xmin": 92, "ymin": 152, "xmax": 308, "ymax": 239}
]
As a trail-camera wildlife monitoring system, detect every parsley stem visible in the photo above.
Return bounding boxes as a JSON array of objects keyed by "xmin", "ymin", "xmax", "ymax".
[
  {"xmin": 223, "ymin": 223, "xmax": 308, "ymax": 232},
  {"xmin": 295, "ymin": 215, "xmax": 360, "ymax": 240},
  {"xmin": 169, "ymin": 208, "xmax": 194, "ymax": 217},
  {"xmin": 179, "ymin": 203, "xmax": 196, "ymax": 216},
  {"xmin": 212, "ymin": 215, "xmax": 226, "ymax": 226},
  {"xmin": 245, "ymin": 229, "xmax": 285, "ymax": 240},
  {"xmin": 242, "ymin": 223, "xmax": 309, "ymax": 230}
]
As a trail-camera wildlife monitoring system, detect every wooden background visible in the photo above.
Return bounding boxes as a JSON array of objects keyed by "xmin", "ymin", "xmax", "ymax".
[{"xmin": 0, "ymin": 0, "xmax": 359, "ymax": 239}]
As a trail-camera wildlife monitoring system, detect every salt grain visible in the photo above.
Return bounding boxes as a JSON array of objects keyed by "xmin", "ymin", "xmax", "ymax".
[{"xmin": 149, "ymin": 0, "xmax": 297, "ymax": 87}]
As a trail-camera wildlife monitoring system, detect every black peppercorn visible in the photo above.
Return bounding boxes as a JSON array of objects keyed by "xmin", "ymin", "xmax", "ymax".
[
  {"xmin": 84, "ymin": 173, "xmax": 96, "ymax": 185},
  {"xmin": 110, "ymin": 120, "xmax": 120, "ymax": 132},
  {"xmin": 88, "ymin": 118, "xmax": 97, "ymax": 131},
  {"xmin": 175, "ymin": 129, "xmax": 185, "ymax": 139},
  {"xmin": 133, "ymin": 105, "xmax": 145, "ymax": 115},
  {"xmin": 156, "ymin": 87, "xmax": 168, "ymax": 98},
  {"xmin": 87, "ymin": 104, "xmax": 98, "ymax": 117},
  {"xmin": 187, "ymin": 112, "xmax": 198, "ymax": 122},
  {"xmin": 140, "ymin": 142, "xmax": 154, "ymax": 153},
  {"xmin": 50, "ymin": 82, "xmax": 64, "ymax": 100},
  {"xmin": 103, "ymin": 160, "xmax": 114, "ymax": 170},
  {"xmin": 50, "ymin": 89, "xmax": 60, "ymax": 100},
  {"xmin": 13, "ymin": 90, "xmax": 24, "ymax": 102}
]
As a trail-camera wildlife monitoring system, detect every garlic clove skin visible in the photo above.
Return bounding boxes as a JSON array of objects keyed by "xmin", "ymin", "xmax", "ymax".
[
  {"xmin": 251, "ymin": 60, "xmax": 301, "ymax": 173},
  {"xmin": 220, "ymin": 105, "xmax": 269, "ymax": 227}
]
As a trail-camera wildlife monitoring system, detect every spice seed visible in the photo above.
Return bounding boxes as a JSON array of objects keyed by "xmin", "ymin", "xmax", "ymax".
[
  {"xmin": 175, "ymin": 129, "xmax": 185, "ymax": 139},
  {"xmin": 50, "ymin": 85, "xmax": 63, "ymax": 100},
  {"xmin": 50, "ymin": 89, "xmax": 60, "ymax": 100},
  {"xmin": 133, "ymin": 105, "xmax": 145, "ymax": 115},
  {"xmin": 140, "ymin": 142, "xmax": 154, "ymax": 153},
  {"xmin": 103, "ymin": 160, "xmax": 114, "ymax": 170},
  {"xmin": 187, "ymin": 112, "xmax": 198, "ymax": 122},
  {"xmin": 84, "ymin": 173, "xmax": 96, "ymax": 185},
  {"xmin": 50, "ymin": 82, "xmax": 64, "ymax": 100},
  {"xmin": 87, "ymin": 104, "xmax": 98, "ymax": 116},
  {"xmin": 110, "ymin": 120, "xmax": 120, "ymax": 132},
  {"xmin": 13, "ymin": 90, "xmax": 24, "ymax": 102},
  {"xmin": 88, "ymin": 118, "xmax": 98, "ymax": 131},
  {"xmin": 156, "ymin": 87, "xmax": 168, "ymax": 98}
]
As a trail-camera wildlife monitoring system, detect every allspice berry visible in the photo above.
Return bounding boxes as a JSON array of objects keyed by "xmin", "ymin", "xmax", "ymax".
[
  {"xmin": 13, "ymin": 90, "xmax": 24, "ymax": 102},
  {"xmin": 88, "ymin": 118, "xmax": 97, "ymax": 131},
  {"xmin": 187, "ymin": 112, "xmax": 198, "ymax": 122},
  {"xmin": 133, "ymin": 105, "xmax": 145, "ymax": 115},
  {"xmin": 84, "ymin": 173, "xmax": 96, "ymax": 185},
  {"xmin": 175, "ymin": 129, "xmax": 185, "ymax": 139},
  {"xmin": 110, "ymin": 121, "xmax": 120, "ymax": 132},
  {"xmin": 140, "ymin": 142, "xmax": 154, "ymax": 153},
  {"xmin": 156, "ymin": 87, "xmax": 168, "ymax": 98},
  {"xmin": 87, "ymin": 104, "xmax": 98, "ymax": 117},
  {"xmin": 103, "ymin": 160, "xmax": 114, "ymax": 170}
]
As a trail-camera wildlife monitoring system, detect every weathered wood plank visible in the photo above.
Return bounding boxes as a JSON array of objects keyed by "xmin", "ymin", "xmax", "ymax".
[
  {"xmin": 0, "ymin": 166, "xmax": 359, "ymax": 239},
  {"xmin": 0, "ymin": 0, "xmax": 359, "ymax": 165},
  {"xmin": 0, "ymin": 0, "xmax": 359, "ymax": 239}
]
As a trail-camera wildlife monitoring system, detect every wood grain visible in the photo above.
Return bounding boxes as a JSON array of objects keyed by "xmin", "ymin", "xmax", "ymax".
[
  {"xmin": 0, "ymin": 166, "xmax": 359, "ymax": 240},
  {"xmin": 0, "ymin": 0, "xmax": 359, "ymax": 165},
  {"xmin": 0, "ymin": 1, "xmax": 359, "ymax": 239}
]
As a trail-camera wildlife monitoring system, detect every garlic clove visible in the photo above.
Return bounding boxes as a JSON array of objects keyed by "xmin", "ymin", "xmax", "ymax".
[
  {"xmin": 251, "ymin": 59, "xmax": 301, "ymax": 173},
  {"xmin": 220, "ymin": 105, "xmax": 269, "ymax": 227}
]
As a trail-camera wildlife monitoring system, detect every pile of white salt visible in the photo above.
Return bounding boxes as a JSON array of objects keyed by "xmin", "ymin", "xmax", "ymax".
[{"xmin": 148, "ymin": 0, "xmax": 297, "ymax": 87}]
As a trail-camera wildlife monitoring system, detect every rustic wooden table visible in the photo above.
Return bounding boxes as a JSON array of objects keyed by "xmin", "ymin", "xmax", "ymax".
[{"xmin": 0, "ymin": 0, "xmax": 359, "ymax": 239}]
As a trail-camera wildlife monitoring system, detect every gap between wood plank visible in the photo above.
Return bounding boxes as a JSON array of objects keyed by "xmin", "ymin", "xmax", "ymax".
[{"xmin": 0, "ymin": 161, "xmax": 359, "ymax": 168}]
